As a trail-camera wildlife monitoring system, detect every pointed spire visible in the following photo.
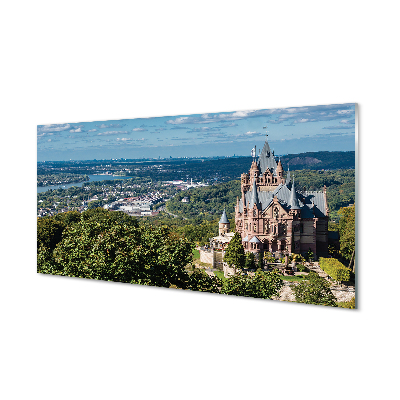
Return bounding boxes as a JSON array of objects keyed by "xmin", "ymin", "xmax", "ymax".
[
  {"xmin": 286, "ymin": 164, "xmax": 291, "ymax": 184},
  {"xmin": 249, "ymin": 174, "xmax": 261, "ymax": 209},
  {"xmin": 290, "ymin": 176, "xmax": 301, "ymax": 210},
  {"xmin": 257, "ymin": 132, "xmax": 278, "ymax": 174},
  {"xmin": 219, "ymin": 208, "xmax": 229, "ymax": 224}
]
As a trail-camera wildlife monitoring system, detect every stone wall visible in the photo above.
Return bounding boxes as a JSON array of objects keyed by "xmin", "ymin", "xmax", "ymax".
[
  {"xmin": 223, "ymin": 262, "xmax": 236, "ymax": 278},
  {"xmin": 200, "ymin": 249, "xmax": 214, "ymax": 266}
]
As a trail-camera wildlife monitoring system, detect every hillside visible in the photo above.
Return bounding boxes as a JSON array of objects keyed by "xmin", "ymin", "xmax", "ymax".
[
  {"xmin": 37, "ymin": 151, "xmax": 355, "ymax": 183},
  {"xmin": 165, "ymin": 168, "xmax": 355, "ymax": 223},
  {"xmin": 279, "ymin": 151, "xmax": 355, "ymax": 171}
]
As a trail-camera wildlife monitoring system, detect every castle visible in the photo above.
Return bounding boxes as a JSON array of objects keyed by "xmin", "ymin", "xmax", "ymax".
[{"xmin": 234, "ymin": 133, "xmax": 329, "ymax": 259}]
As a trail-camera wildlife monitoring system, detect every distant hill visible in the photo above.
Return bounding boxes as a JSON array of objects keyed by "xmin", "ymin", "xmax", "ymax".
[
  {"xmin": 37, "ymin": 151, "xmax": 355, "ymax": 183},
  {"xmin": 279, "ymin": 151, "xmax": 355, "ymax": 171}
]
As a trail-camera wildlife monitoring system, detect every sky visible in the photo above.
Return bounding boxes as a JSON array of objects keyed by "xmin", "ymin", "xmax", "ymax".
[{"xmin": 37, "ymin": 103, "xmax": 356, "ymax": 161}]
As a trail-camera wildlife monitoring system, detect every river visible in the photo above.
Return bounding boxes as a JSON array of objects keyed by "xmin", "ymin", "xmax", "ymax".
[{"xmin": 37, "ymin": 175, "xmax": 132, "ymax": 193}]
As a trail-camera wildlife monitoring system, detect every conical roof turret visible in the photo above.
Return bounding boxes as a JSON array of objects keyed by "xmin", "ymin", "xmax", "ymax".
[
  {"xmin": 249, "ymin": 174, "xmax": 261, "ymax": 209},
  {"xmin": 290, "ymin": 176, "xmax": 301, "ymax": 210},
  {"xmin": 219, "ymin": 209, "xmax": 229, "ymax": 224}
]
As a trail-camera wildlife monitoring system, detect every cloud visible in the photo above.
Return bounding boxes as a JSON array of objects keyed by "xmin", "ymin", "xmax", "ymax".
[
  {"xmin": 217, "ymin": 122, "xmax": 238, "ymax": 128},
  {"xmin": 340, "ymin": 119, "xmax": 355, "ymax": 124},
  {"xmin": 164, "ymin": 106, "xmax": 352, "ymax": 126},
  {"xmin": 166, "ymin": 117, "xmax": 190, "ymax": 125},
  {"xmin": 190, "ymin": 127, "xmax": 221, "ymax": 133},
  {"xmin": 337, "ymin": 110, "xmax": 353, "ymax": 115},
  {"xmin": 37, "ymin": 131, "xmax": 55, "ymax": 140},
  {"xmin": 70, "ymin": 127, "xmax": 83, "ymax": 133},
  {"xmin": 140, "ymin": 124, "xmax": 157, "ymax": 128},
  {"xmin": 88, "ymin": 129, "xmax": 97, "ymax": 132},
  {"xmin": 166, "ymin": 112, "xmax": 249, "ymax": 125},
  {"xmin": 132, "ymin": 127, "xmax": 147, "ymax": 132},
  {"xmin": 37, "ymin": 123, "xmax": 71, "ymax": 133},
  {"xmin": 266, "ymin": 104, "xmax": 355, "ymax": 126},
  {"xmin": 98, "ymin": 131, "xmax": 129, "ymax": 136},
  {"xmin": 233, "ymin": 131, "xmax": 265, "ymax": 140},
  {"xmin": 96, "ymin": 123, "xmax": 126, "ymax": 129},
  {"xmin": 322, "ymin": 125, "xmax": 353, "ymax": 129},
  {"xmin": 196, "ymin": 132, "xmax": 228, "ymax": 138}
]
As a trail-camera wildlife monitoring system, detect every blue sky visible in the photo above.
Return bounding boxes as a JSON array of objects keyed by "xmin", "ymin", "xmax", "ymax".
[{"xmin": 37, "ymin": 103, "xmax": 356, "ymax": 161}]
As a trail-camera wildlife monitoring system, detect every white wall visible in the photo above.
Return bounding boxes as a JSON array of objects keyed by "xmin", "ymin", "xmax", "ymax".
[{"xmin": 2, "ymin": 1, "xmax": 398, "ymax": 399}]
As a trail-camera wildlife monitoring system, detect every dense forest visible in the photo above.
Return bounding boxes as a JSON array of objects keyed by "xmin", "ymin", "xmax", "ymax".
[
  {"xmin": 37, "ymin": 208, "xmax": 285, "ymax": 299},
  {"xmin": 165, "ymin": 168, "xmax": 355, "ymax": 223},
  {"xmin": 37, "ymin": 207, "xmax": 354, "ymax": 306}
]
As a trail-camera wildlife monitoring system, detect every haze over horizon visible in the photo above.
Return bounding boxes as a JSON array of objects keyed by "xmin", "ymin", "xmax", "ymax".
[{"xmin": 37, "ymin": 103, "xmax": 356, "ymax": 162}]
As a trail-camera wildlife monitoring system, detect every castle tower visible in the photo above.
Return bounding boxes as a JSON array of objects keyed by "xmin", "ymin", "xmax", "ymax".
[
  {"xmin": 219, "ymin": 209, "xmax": 230, "ymax": 235},
  {"xmin": 276, "ymin": 159, "xmax": 284, "ymax": 183},
  {"xmin": 234, "ymin": 126, "xmax": 329, "ymax": 259}
]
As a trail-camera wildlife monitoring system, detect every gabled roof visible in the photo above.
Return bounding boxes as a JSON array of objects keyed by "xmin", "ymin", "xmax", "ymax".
[
  {"xmin": 249, "ymin": 236, "xmax": 261, "ymax": 243},
  {"xmin": 242, "ymin": 235, "xmax": 249, "ymax": 242}
]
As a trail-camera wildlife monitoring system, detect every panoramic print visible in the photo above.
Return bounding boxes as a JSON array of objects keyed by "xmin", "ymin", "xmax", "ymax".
[{"xmin": 37, "ymin": 104, "xmax": 356, "ymax": 308}]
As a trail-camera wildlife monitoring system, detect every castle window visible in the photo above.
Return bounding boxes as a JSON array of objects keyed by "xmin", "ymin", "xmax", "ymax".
[
  {"xmin": 274, "ymin": 207, "xmax": 279, "ymax": 219},
  {"xmin": 253, "ymin": 210, "xmax": 257, "ymax": 217},
  {"xmin": 254, "ymin": 224, "xmax": 257, "ymax": 232},
  {"xmin": 264, "ymin": 221, "xmax": 270, "ymax": 233},
  {"xmin": 245, "ymin": 223, "xmax": 248, "ymax": 230}
]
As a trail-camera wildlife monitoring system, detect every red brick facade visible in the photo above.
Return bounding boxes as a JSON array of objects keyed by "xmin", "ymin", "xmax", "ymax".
[{"xmin": 234, "ymin": 139, "xmax": 329, "ymax": 259}]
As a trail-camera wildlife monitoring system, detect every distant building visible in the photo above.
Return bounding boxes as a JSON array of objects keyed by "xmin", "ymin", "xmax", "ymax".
[
  {"xmin": 209, "ymin": 210, "xmax": 234, "ymax": 249},
  {"xmin": 181, "ymin": 197, "xmax": 190, "ymax": 203}
]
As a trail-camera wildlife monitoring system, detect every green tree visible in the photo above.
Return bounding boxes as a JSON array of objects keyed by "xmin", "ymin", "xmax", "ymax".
[
  {"xmin": 245, "ymin": 252, "xmax": 256, "ymax": 269},
  {"xmin": 257, "ymin": 254, "xmax": 264, "ymax": 269},
  {"xmin": 223, "ymin": 232, "xmax": 245, "ymax": 272},
  {"xmin": 221, "ymin": 269, "xmax": 283, "ymax": 299},
  {"xmin": 37, "ymin": 211, "xmax": 80, "ymax": 251},
  {"xmin": 38, "ymin": 210, "xmax": 193, "ymax": 289},
  {"xmin": 187, "ymin": 268, "xmax": 221, "ymax": 293},
  {"xmin": 291, "ymin": 271, "xmax": 337, "ymax": 307},
  {"xmin": 338, "ymin": 204, "xmax": 355, "ymax": 261},
  {"xmin": 37, "ymin": 217, "xmax": 66, "ymax": 251},
  {"xmin": 305, "ymin": 248, "xmax": 314, "ymax": 262}
]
